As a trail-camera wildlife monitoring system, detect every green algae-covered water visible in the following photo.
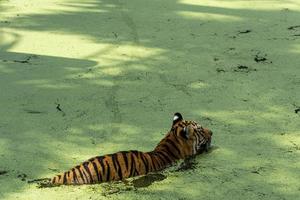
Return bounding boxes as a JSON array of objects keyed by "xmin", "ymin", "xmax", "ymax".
[{"xmin": 0, "ymin": 0, "xmax": 299, "ymax": 199}]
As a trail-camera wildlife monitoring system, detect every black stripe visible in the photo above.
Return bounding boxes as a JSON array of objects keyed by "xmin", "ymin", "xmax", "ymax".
[
  {"xmin": 166, "ymin": 138, "xmax": 181, "ymax": 157},
  {"xmin": 116, "ymin": 154, "xmax": 124, "ymax": 180},
  {"xmin": 157, "ymin": 152, "xmax": 168, "ymax": 166},
  {"xmin": 91, "ymin": 161, "xmax": 100, "ymax": 183},
  {"xmin": 132, "ymin": 151, "xmax": 140, "ymax": 176},
  {"xmin": 68, "ymin": 171, "xmax": 71, "ymax": 184},
  {"xmin": 57, "ymin": 174, "xmax": 61, "ymax": 182},
  {"xmin": 105, "ymin": 159, "xmax": 111, "ymax": 181},
  {"xmin": 72, "ymin": 168, "xmax": 78, "ymax": 184},
  {"xmin": 142, "ymin": 153, "xmax": 152, "ymax": 172},
  {"xmin": 111, "ymin": 154, "xmax": 118, "ymax": 176},
  {"xmin": 121, "ymin": 151, "xmax": 129, "ymax": 172},
  {"xmin": 139, "ymin": 152, "xmax": 149, "ymax": 174},
  {"xmin": 52, "ymin": 177, "xmax": 56, "ymax": 184},
  {"xmin": 174, "ymin": 127, "xmax": 178, "ymax": 134},
  {"xmin": 162, "ymin": 143, "xmax": 179, "ymax": 159},
  {"xmin": 97, "ymin": 157, "xmax": 105, "ymax": 182},
  {"xmin": 129, "ymin": 152, "xmax": 136, "ymax": 177},
  {"xmin": 83, "ymin": 162, "xmax": 93, "ymax": 183},
  {"xmin": 159, "ymin": 150, "xmax": 174, "ymax": 164},
  {"xmin": 67, "ymin": 171, "xmax": 71, "ymax": 183},
  {"xmin": 131, "ymin": 151, "xmax": 139, "ymax": 156},
  {"xmin": 173, "ymin": 133, "xmax": 182, "ymax": 144},
  {"xmin": 81, "ymin": 165, "xmax": 90, "ymax": 183},
  {"xmin": 148, "ymin": 153, "xmax": 158, "ymax": 171},
  {"xmin": 154, "ymin": 154, "xmax": 163, "ymax": 170},
  {"xmin": 145, "ymin": 154, "xmax": 154, "ymax": 172},
  {"xmin": 115, "ymin": 154, "xmax": 123, "ymax": 180},
  {"xmin": 156, "ymin": 152, "xmax": 169, "ymax": 166},
  {"xmin": 135, "ymin": 168, "xmax": 139, "ymax": 176},
  {"xmin": 75, "ymin": 165, "xmax": 85, "ymax": 184},
  {"xmin": 63, "ymin": 172, "xmax": 67, "ymax": 184},
  {"xmin": 178, "ymin": 124, "xmax": 184, "ymax": 128}
]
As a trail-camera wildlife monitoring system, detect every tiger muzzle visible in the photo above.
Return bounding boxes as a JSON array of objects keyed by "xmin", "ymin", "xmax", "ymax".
[{"xmin": 197, "ymin": 128, "xmax": 212, "ymax": 153}]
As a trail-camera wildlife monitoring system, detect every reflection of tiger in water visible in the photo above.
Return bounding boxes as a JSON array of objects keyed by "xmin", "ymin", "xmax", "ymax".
[{"xmin": 49, "ymin": 113, "xmax": 213, "ymax": 186}]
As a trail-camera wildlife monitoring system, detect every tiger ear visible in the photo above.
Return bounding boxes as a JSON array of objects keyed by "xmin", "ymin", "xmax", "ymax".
[{"xmin": 173, "ymin": 112, "xmax": 183, "ymax": 125}]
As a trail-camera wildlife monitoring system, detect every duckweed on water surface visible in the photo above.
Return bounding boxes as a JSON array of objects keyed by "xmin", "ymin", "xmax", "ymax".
[{"xmin": 0, "ymin": 0, "xmax": 299, "ymax": 199}]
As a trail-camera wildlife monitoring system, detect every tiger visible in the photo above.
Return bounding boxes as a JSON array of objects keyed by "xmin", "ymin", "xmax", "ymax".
[{"xmin": 47, "ymin": 112, "xmax": 213, "ymax": 186}]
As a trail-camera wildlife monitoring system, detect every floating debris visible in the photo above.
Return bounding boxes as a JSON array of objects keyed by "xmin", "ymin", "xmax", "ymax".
[
  {"xmin": 254, "ymin": 55, "xmax": 267, "ymax": 63},
  {"xmin": 238, "ymin": 30, "xmax": 252, "ymax": 34},
  {"xmin": 23, "ymin": 109, "xmax": 45, "ymax": 114},
  {"xmin": 17, "ymin": 173, "xmax": 27, "ymax": 181},
  {"xmin": 233, "ymin": 65, "xmax": 257, "ymax": 73}
]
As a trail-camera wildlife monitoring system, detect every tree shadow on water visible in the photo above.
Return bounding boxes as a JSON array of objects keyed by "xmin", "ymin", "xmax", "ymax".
[{"xmin": 0, "ymin": 32, "xmax": 102, "ymax": 198}]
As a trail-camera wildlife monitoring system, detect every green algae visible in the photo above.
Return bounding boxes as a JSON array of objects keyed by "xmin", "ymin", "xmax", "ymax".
[{"xmin": 0, "ymin": 0, "xmax": 300, "ymax": 199}]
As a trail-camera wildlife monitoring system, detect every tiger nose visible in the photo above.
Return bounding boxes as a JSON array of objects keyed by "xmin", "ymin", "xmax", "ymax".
[
  {"xmin": 208, "ymin": 129, "xmax": 213, "ymax": 136},
  {"xmin": 204, "ymin": 128, "xmax": 213, "ymax": 137}
]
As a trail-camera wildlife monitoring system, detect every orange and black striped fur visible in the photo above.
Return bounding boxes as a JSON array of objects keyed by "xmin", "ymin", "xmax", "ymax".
[{"xmin": 49, "ymin": 113, "xmax": 212, "ymax": 186}]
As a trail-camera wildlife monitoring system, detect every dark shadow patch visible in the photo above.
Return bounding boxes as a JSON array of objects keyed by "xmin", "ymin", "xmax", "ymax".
[
  {"xmin": 27, "ymin": 178, "xmax": 53, "ymax": 188},
  {"xmin": 102, "ymin": 186, "xmax": 121, "ymax": 196},
  {"xmin": 0, "ymin": 170, "xmax": 8, "ymax": 176},
  {"xmin": 292, "ymin": 103, "xmax": 300, "ymax": 114},
  {"xmin": 287, "ymin": 25, "xmax": 300, "ymax": 38},
  {"xmin": 23, "ymin": 109, "xmax": 46, "ymax": 114},
  {"xmin": 17, "ymin": 173, "xmax": 27, "ymax": 181},
  {"xmin": 176, "ymin": 157, "xmax": 196, "ymax": 172},
  {"xmin": 100, "ymin": 181, "xmax": 134, "ymax": 196},
  {"xmin": 233, "ymin": 65, "xmax": 257, "ymax": 73},
  {"xmin": 13, "ymin": 55, "xmax": 38, "ymax": 64},
  {"xmin": 112, "ymin": 31, "xmax": 118, "ymax": 38},
  {"xmin": 251, "ymin": 170, "xmax": 260, "ymax": 174},
  {"xmin": 28, "ymin": 178, "xmax": 51, "ymax": 184},
  {"xmin": 250, "ymin": 167, "xmax": 266, "ymax": 175},
  {"xmin": 290, "ymin": 141, "xmax": 300, "ymax": 151},
  {"xmin": 176, "ymin": 146, "xmax": 217, "ymax": 172},
  {"xmin": 287, "ymin": 25, "xmax": 300, "ymax": 30},
  {"xmin": 216, "ymin": 68, "xmax": 226, "ymax": 73},
  {"xmin": 252, "ymin": 50, "xmax": 272, "ymax": 64},
  {"xmin": 236, "ymin": 65, "xmax": 248, "ymax": 70},
  {"xmin": 254, "ymin": 55, "xmax": 267, "ymax": 63},
  {"xmin": 238, "ymin": 30, "xmax": 252, "ymax": 34},
  {"xmin": 0, "ymin": 20, "xmax": 10, "ymax": 24},
  {"xmin": 131, "ymin": 173, "xmax": 166, "ymax": 188},
  {"xmin": 37, "ymin": 182, "xmax": 58, "ymax": 188},
  {"xmin": 132, "ymin": 174, "xmax": 167, "ymax": 188}
]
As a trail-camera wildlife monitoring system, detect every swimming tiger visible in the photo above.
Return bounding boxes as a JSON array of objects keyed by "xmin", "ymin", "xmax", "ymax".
[{"xmin": 47, "ymin": 113, "xmax": 212, "ymax": 186}]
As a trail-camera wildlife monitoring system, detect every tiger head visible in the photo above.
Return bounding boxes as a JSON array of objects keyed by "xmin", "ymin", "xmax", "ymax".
[{"xmin": 155, "ymin": 112, "xmax": 213, "ymax": 159}]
